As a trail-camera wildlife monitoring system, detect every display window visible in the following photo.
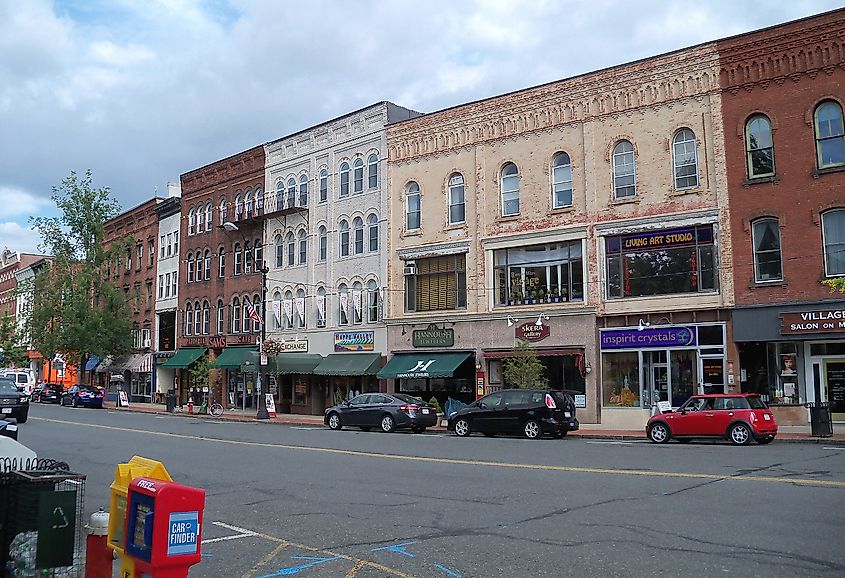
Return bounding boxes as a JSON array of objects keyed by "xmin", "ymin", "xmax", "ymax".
[{"xmin": 494, "ymin": 241, "xmax": 583, "ymax": 306}]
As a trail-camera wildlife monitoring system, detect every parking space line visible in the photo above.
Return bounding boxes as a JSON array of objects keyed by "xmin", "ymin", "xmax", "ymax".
[
  {"xmin": 242, "ymin": 542, "xmax": 289, "ymax": 578},
  {"xmin": 344, "ymin": 560, "xmax": 366, "ymax": 578}
]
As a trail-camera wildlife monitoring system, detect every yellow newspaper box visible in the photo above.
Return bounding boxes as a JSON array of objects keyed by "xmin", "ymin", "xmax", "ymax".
[{"xmin": 109, "ymin": 456, "xmax": 172, "ymax": 577}]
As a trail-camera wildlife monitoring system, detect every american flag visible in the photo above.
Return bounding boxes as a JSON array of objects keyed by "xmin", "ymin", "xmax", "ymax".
[{"xmin": 245, "ymin": 301, "xmax": 262, "ymax": 326}]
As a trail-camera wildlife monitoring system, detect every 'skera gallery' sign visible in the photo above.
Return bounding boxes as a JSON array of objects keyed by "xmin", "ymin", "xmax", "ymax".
[{"xmin": 515, "ymin": 322, "xmax": 550, "ymax": 342}]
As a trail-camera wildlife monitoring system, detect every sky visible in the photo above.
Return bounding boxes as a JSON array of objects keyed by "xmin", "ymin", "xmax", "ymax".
[{"xmin": 1, "ymin": 0, "xmax": 842, "ymax": 255}]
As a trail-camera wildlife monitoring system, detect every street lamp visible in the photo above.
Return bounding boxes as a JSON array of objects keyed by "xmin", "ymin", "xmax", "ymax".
[{"xmin": 220, "ymin": 221, "xmax": 270, "ymax": 420}]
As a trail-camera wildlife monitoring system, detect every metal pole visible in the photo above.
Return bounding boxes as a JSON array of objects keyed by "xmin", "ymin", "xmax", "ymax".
[{"xmin": 256, "ymin": 264, "xmax": 270, "ymax": 420}]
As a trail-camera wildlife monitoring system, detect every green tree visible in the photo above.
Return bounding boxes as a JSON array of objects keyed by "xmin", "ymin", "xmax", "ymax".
[
  {"xmin": 188, "ymin": 354, "xmax": 210, "ymax": 391},
  {"xmin": 27, "ymin": 170, "xmax": 134, "ymax": 382},
  {"xmin": 0, "ymin": 314, "xmax": 28, "ymax": 367},
  {"xmin": 502, "ymin": 339, "xmax": 548, "ymax": 389}
]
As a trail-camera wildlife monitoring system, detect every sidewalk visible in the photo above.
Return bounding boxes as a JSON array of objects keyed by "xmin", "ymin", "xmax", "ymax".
[{"xmin": 110, "ymin": 401, "xmax": 845, "ymax": 445}]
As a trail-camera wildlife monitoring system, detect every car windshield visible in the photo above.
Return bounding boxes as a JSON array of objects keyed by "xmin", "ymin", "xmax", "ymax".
[
  {"xmin": 0, "ymin": 382, "xmax": 18, "ymax": 394},
  {"xmin": 747, "ymin": 396, "xmax": 768, "ymax": 409},
  {"xmin": 392, "ymin": 393, "xmax": 425, "ymax": 405}
]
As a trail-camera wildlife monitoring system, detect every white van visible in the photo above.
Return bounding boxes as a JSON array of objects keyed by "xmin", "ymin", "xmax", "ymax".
[{"xmin": 2, "ymin": 370, "xmax": 35, "ymax": 397}]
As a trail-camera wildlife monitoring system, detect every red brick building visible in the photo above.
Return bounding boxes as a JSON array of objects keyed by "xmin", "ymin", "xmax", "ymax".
[
  {"xmin": 168, "ymin": 146, "xmax": 265, "ymax": 408},
  {"xmin": 0, "ymin": 248, "xmax": 46, "ymax": 321},
  {"xmin": 719, "ymin": 9, "xmax": 845, "ymax": 424}
]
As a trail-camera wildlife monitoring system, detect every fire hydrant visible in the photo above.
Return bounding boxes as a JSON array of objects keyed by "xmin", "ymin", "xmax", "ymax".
[
  {"xmin": 85, "ymin": 508, "xmax": 112, "ymax": 578},
  {"xmin": 188, "ymin": 400, "xmax": 194, "ymax": 413}
]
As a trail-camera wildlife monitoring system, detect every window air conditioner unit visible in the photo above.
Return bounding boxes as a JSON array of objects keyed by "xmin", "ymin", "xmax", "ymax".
[{"xmin": 403, "ymin": 262, "xmax": 416, "ymax": 276}]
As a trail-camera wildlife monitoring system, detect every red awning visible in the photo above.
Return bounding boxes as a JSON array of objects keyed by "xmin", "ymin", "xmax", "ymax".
[
  {"xmin": 483, "ymin": 347, "xmax": 583, "ymax": 359},
  {"xmin": 27, "ymin": 350, "xmax": 43, "ymax": 359}
]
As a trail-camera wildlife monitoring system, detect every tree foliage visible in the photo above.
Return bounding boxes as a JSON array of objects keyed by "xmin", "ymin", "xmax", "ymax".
[
  {"xmin": 188, "ymin": 354, "xmax": 210, "ymax": 390},
  {"xmin": 0, "ymin": 314, "xmax": 28, "ymax": 367},
  {"xmin": 502, "ymin": 340, "xmax": 548, "ymax": 389},
  {"xmin": 26, "ymin": 171, "xmax": 134, "ymax": 377},
  {"xmin": 823, "ymin": 278, "xmax": 845, "ymax": 293}
]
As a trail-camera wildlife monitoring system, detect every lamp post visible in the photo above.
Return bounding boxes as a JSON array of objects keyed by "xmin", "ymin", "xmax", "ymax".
[{"xmin": 221, "ymin": 221, "xmax": 270, "ymax": 420}]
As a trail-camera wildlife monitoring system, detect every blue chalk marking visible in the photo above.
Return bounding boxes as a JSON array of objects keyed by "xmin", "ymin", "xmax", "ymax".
[
  {"xmin": 434, "ymin": 563, "xmax": 462, "ymax": 577},
  {"xmin": 371, "ymin": 540, "xmax": 418, "ymax": 558},
  {"xmin": 257, "ymin": 555, "xmax": 342, "ymax": 577}
]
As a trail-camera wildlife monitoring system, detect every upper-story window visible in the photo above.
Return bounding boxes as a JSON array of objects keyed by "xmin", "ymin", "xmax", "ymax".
[
  {"xmin": 752, "ymin": 218, "xmax": 782, "ymax": 283},
  {"xmin": 195, "ymin": 252, "xmax": 203, "ymax": 281},
  {"xmin": 235, "ymin": 194, "xmax": 243, "ymax": 219},
  {"xmin": 244, "ymin": 240, "xmax": 253, "ymax": 274},
  {"xmin": 255, "ymin": 188, "xmax": 264, "ymax": 211},
  {"xmin": 352, "ymin": 281, "xmax": 364, "ymax": 324},
  {"xmin": 353, "ymin": 158, "xmax": 364, "ymax": 194},
  {"xmin": 612, "ymin": 140, "xmax": 636, "ymax": 199},
  {"xmin": 286, "ymin": 232, "xmax": 295, "ymax": 266},
  {"xmin": 339, "ymin": 220, "xmax": 350, "ymax": 257},
  {"xmin": 251, "ymin": 293, "xmax": 261, "ymax": 333},
  {"xmin": 218, "ymin": 247, "xmax": 225, "ymax": 278},
  {"xmin": 194, "ymin": 300, "xmax": 202, "ymax": 336},
  {"xmin": 552, "ymin": 152, "xmax": 573, "ymax": 208},
  {"xmin": 319, "ymin": 169, "xmax": 328, "ymax": 203},
  {"xmin": 286, "ymin": 179, "xmax": 296, "ymax": 209},
  {"xmin": 298, "ymin": 230, "xmax": 307, "ymax": 264},
  {"xmin": 298, "ymin": 175, "xmax": 308, "ymax": 207},
  {"xmin": 241, "ymin": 295, "xmax": 251, "ymax": 333},
  {"xmin": 405, "ymin": 255, "xmax": 467, "ymax": 312},
  {"xmin": 160, "ymin": 235, "xmax": 166, "ymax": 258},
  {"xmin": 406, "ymin": 182, "xmax": 421, "ymax": 230},
  {"xmin": 173, "ymin": 231, "xmax": 179, "ymax": 255},
  {"xmin": 368, "ymin": 153, "xmax": 379, "ymax": 189},
  {"xmin": 254, "ymin": 237, "xmax": 263, "ymax": 270},
  {"xmin": 148, "ymin": 239, "xmax": 154, "ymax": 267},
  {"xmin": 319, "ymin": 225, "xmax": 327, "ymax": 261},
  {"xmin": 217, "ymin": 299, "xmax": 225, "ymax": 334},
  {"xmin": 245, "ymin": 190, "xmax": 253, "ymax": 216},
  {"xmin": 231, "ymin": 296, "xmax": 241, "ymax": 333},
  {"xmin": 271, "ymin": 291, "xmax": 281, "ymax": 330},
  {"xmin": 500, "ymin": 163, "xmax": 520, "ymax": 216},
  {"xmin": 186, "ymin": 252, "xmax": 194, "ymax": 282},
  {"xmin": 185, "ymin": 302, "xmax": 193, "ymax": 336},
  {"xmin": 367, "ymin": 214, "xmax": 379, "ymax": 252},
  {"xmin": 340, "ymin": 162, "xmax": 350, "ymax": 197},
  {"xmin": 353, "ymin": 217, "xmax": 364, "ymax": 255},
  {"xmin": 367, "ymin": 279, "xmax": 380, "ymax": 322},
  {"xmin": 448, "ymin": 173, "xmax": 465, "ymax": 224},
  {"xmin": 188, "ymin": 208, "xmax": 196, "ymax": 235},
  {"xmin": 220, "ymin": 198, "xmax": 228, "ymax": 225},
  {"xmin": 274, "ymin": 181, "xmax": 284, "ymax": 210},
  {"xmin": 316, "ymin": 286, "xmax": 327, "ymax": 328},
  {"xmin": 822, "ymin": 209, "xmax": 845, "ymax": 277},
  {"xmin": 234, "ymin": 242, "xmax": 242, "ymax": 275},
  {"xmin": 202, "ymin": 300, "xmax": 210, "ymax": 335},
  {"xmin": 205, "ymin": 202, "xmax": 212, "ymax": 231},
  {"xmin": 274, "ymin": 234, "xmax": 283, "ymax": 268},
  {"xmin": 338, "ymin": 283, "xmax": 349, "ymax": 325},
  {"xmin": 494, "ymin": 241, "xmax": 583, "ymax": 306},
  {"xmin": 197, "ymin": 207, "xmax": 206, "ymax": 234},
  {"xmin": 296, "ymin": 288, "xmax": 306, "ymax": 328},
  {"xmin": 673, "ymin": 128, "xmax": 699, "ymax": 189},
  {"xmin": 203, "ymin": 249, "xmax": 211, "ymax": 281},
  {"xmin": 814, "ymin": 101, "xmax": 845, "ymax": 169},
  {"xmin": 745, "ymin": 114, "xmax": 775, "ymax": 179}
]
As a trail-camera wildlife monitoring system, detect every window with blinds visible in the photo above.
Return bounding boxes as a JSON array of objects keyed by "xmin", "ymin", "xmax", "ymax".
[{"xmin": 405, "ymin": 255, "xmax": 467, "ymax": 312}]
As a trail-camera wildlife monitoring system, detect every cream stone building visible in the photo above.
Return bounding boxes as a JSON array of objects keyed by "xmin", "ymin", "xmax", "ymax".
[{"xmin": 383, "ymin": 44, "xmax": 732, "ymax": 428}]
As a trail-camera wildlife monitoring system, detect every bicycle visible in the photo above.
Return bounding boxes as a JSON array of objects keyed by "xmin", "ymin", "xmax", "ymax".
[{"xmin": 209, "ymin": 401, "xmax": 224, "ymax": 417}]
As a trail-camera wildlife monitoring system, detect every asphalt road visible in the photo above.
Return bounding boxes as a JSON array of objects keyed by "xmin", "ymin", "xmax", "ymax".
[{"xmin": 16, "ymin": 403, "xmax": 845, "ymax": 578}]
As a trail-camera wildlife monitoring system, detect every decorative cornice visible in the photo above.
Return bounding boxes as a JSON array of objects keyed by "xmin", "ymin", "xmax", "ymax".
[{"xmin": 397, "ymin": 240, "xmax": 471, "ymax": 261}]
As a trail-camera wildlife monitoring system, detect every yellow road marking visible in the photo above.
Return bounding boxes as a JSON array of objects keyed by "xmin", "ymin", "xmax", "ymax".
[
  {"xmin": 242, "ymin": 541, "xmax": 289, "ymax": 578},
  {"xmin": 345, "ymin": 560, "xmax": 367, "ymax": 578},
  {"xmin": 33, "ymin": 416, "xmax": 845, "ymax": 489}
]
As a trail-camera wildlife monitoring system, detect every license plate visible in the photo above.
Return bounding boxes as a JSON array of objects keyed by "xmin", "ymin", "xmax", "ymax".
[
  {"xmin": 422, "ymin": 408, "xmax": 430, "ymax": 414},
  {"xmin": 763, "ymin": 414, "xmax": 771, "ymax": 421},
  {"xmin": 564, "ymin": 411, "xmax": 571, "ymax": 418},
  {"xmin": 1, "ymin": 408, "xmax": 11, "ymax": 414}
]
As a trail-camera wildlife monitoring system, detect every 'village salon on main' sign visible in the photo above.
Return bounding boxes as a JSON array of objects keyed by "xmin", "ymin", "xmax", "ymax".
[{"xmin": 781, "ymin": 309, "xmax": 845, "ymax": 335}]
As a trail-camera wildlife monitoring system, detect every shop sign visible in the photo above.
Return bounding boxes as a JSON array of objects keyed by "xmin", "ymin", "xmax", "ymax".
[
  {"xmin": 334, "ymin": 331, "xmax": 374, "ymax": 352},
  {"xmin": 230, "ymin": 334, "xmax": 258, "ymax": 345},
  {"xmin": 182, "ymin": 336, "xmax": 208, "ymax": 347},
  {"xmin": 412, "ymin": 324, "xmax": 454, "ymax": 348},
  {"xmin": 209, "ymin": 336, "xmax": 226, "ymax": 349},
  {"xmin": 600, "ymin": 326, "xmax": 696, "ymax": 350},
  {"xmin": 515, "ymin": 322, "xmax": 550, "ymax": 342},
  {"xmin": 607, "ymin": 226, "xmax": 704, "ymax": 253},
  {"xmin": 780, "ymin": 309, "xmax": 845, "ymax": 335},
  {"xmin": 279, "ymin": 339, "xmax": 309, "ymax": 352}
]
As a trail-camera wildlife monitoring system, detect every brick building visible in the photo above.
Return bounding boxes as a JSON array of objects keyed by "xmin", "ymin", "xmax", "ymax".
[
  {"xmin": 0, "ymin": 248, "xmax": 47, "ymax": 321},
  {"xmin": 719, "ymin": 9, "xmax": 845, "ymax": 425}
]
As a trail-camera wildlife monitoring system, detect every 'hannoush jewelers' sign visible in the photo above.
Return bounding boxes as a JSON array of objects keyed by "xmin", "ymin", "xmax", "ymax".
[{"xmin": 412, "ymin": 325, "xmax": 455, "ymax": 348}]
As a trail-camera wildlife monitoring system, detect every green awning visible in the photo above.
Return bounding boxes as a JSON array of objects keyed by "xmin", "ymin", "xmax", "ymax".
[
  {"xmin": 313, "ymin": 353, "xmax": 382, "ymax": 376},
  {"xmin": 211, "ymin": 347, "xmax": 257, "ymax": 369},
  {"xmin": 273, "ymin": 353, "xmax": 323, "ymax": 375},
  {"xmin": 160, "ymin": 347, "xmax": 207, "ymax": 369},
  {"xmin": 377, "ymin": 352, "xmax": 473, "ymax": 379}
]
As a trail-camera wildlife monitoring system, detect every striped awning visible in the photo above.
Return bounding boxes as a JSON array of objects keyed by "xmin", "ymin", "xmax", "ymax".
[{"xmin": 126, "ymin": 353, "xmax": 154, "ymax": 373}]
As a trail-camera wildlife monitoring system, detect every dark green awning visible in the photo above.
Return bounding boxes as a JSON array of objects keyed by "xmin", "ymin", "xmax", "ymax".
[
  {"xmin": 160, "ymin": 347, "xmax": 207, "ymax": 369},
  {"xmin": 273, "ymin": 353, "xmax": 323, "ymax": 375},
  {"xmin": 312, "ymin": 353, "xmax": 382, "ymax": 376},
  {"xmin": 377, "ymin": 352, "xmax": 473, "ymax": 379},
  {"xmin": 211, "ymin": 347, "xmax": 257, "ymax": 369}
]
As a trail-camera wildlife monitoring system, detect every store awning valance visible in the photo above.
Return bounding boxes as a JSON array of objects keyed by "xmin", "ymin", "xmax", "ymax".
[
  {"xmin": 84, "ymin": 355, "xmax": 100, "ymax": 371},
  {"xmin": 377, "ymin": 352, "xmax": 472, "ymax": 380},
  {"xmin": 160, "ymin": 347, "xmax": 206, "ymax": 369},
  {"xmin": 483, "ymin": 347, "xmax": 583, "ymax": 359},
  {"xmin": 273, "ymin": 353, "xmax": 323, "ymax": 375},
  {"xmin": 211, "ymin": 347, "xmax": 257, "ymax": 369},
  {"xmin": 107, "ymin": 355, "xmax": 133, "ymax": 373},
  {"xmin": 126, "ymin": 353, "xmax": 154, "ymax": 373},
  {"xmin": 313, "ymin": 353, "xmax": 382, "ymax": 376}
]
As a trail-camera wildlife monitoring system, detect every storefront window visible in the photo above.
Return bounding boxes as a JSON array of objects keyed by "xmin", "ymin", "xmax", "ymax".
[
  {"xmin": 768, "ymin": 342, "xmax": 800, "ymax": 405},
  {"xmin": 740, "ymin": 341, "xmax": 803, "ymax": 405},
  {"xmin": 605, "ymin": 225, "xmax": 717, "ymax": 298},
  {"xmin": 494, "ymin": 241, "xmax": 583, "ymax": 306},
  {"xmin": 602, "ymin": 351, "xmax": 641, "ymax": 407}
]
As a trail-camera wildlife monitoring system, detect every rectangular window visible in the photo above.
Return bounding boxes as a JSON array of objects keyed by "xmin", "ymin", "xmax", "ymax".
[
  {"xmin": 171, "ymin": 271, "xmax": 177, "ymax": 297},
  {"xmin": 320, "ymin": 173, "xmax": 328, "ymax": 203},
  {"xmin": 173, "ymin": 232, "xmax": 179, "ymax": 255},
  {"xmin": 605, "ymin": 225, "xmax": 717, "ymax": 299},
  {"xmin": 405, "ymin": 255, "xmax": 467, "ymax": 312},
  {"xmin": 164, "ymin": 273, "xmax": 171, "ymax": 298},
  {"xmin": 136, "ymin": 245, "xmax": 143, "ymax": 271},
  {"xmin": 146, "ymin": 283, "xmax": 153, "ymax": 309},
  {"xmin": 148, "ymin": 240, "xmax": 155, "ymax": 267},
  {"xmin": 158, "ymin": 275, "xmax": 164, "ymax": 299},
  {"xmin": 493, "ymin": 241, "xmax": 584, "ymax": 306},
  {"xmin": 160, "ymin": 235, "xmax": 166, "ymax": 258}
]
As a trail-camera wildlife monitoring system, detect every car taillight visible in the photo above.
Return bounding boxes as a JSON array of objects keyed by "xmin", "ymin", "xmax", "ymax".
[
  {"xmin": 545, "ymin": 394, "xmax": 556, "ymax": 409},
  {"xmin": 400, "ymin": 404, "xmax": 419, "ymax": 413}
]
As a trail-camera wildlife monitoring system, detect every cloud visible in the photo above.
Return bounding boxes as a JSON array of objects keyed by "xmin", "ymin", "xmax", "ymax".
[
  {"xmin": 0, "ymin": 187, "xmax": 51, "ymax": 219},
  {"xmin": 0, "ymin": 221, "xmax": 43, "ymax": 254}
]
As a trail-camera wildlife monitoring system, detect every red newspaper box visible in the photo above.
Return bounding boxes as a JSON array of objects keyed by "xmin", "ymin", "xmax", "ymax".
[{"xmin": 124, "ymin": 477, "xmax": 206, "ymax": 578}]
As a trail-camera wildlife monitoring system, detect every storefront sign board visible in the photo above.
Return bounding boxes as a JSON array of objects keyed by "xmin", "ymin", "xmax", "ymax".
[
  {"xmin": 573, "ymin": 394, "xmax": 586, "ymax": 408},
  {"xmin": 279, "ymin": 340, "xmax": 308, "ymax": 352},
  {"xmin": 515, "ymin": 323, "xmax": 550, "ymax": 342},
  {"xmin": 600, "ymin": 326, "xmax": 696, "ymax": 350},
  {"xmin": 334, "ymin": 331, "xmax": 375, "ymax": 352},
  {"xmin": 780, "ymin": 310, "xmax": 845, "ymax": 334},
  {"xmin": 606, "ymin": 226, "xmax": 704, "ymax": 253},
  {"xmin": 413, "ymin": 325, "xmax": 455, "ymax": 347}
]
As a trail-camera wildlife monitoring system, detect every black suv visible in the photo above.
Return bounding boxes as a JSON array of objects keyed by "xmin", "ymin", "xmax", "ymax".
[
  {"xmin": 0, "ymin": 377, "xmax": 29, "ymax": 423},
  {"xmin": 448, "ymin": 389, "xmax": 578, "ymax": 439}
]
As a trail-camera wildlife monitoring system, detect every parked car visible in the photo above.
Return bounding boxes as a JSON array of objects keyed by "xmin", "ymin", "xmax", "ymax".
[
  {"xmin": 0, "ymin": 418, "xmax": 18, "ymax": 440},
  {"xmin": 448, "ymin": 389, "xmax": 579, "ymax": 439},
  {"xmin": 60, "ymin": 385, "xmax": 105, "ymax": 409},
  {"xmin": 646, "ymin": 393, "xmax": 777, "ymax": 445},
  {"xmin": 325, "ymin": 393, "xmax": 438, "ymax": 433},
  {"xmin": 1, "ymin": 370, "xmax": 35, "ymax": 397},
  {"xmin": 0, "ymin": 377, "xmax": 29, "ymax": 423},
  {"xmin": 33, "ymin": 382, "xmax": 63, "ymax": 404}
]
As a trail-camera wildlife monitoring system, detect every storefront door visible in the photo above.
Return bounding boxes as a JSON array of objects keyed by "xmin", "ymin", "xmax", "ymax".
[
  {"xmin": 643, "ymin": 350, "xmax": 697, "ymax": 409},
  {"xmin": 825, "ymin": 361, "xmax": 845, "ymax": 422},
  {"xmin": 671, "ymin": 350, "xmax": 697, "ymax": 407},
  {"xmin": 643, "ymin": 351, "xmax": 668, "ymax": 407}
]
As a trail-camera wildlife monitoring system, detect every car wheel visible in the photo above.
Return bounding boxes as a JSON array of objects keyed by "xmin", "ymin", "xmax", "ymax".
[
  {"xmin": 16, "ymin": 412, "xmax": 28, "ymax": 424},
  {"xmin": 648, "ymin": 422, "xmax": 671, "ymax": 444},
  {"xmin": 757, "ymin": 436, "xmax": 774, "ymax": 445},
  {"xmin": 523, "ymin": 419, "xmax": 541, "ymax": 439},
  {"xmin": 359, "ymin": 426, "xmax": 371, "ymax": 432},
  {"xmin": 552, "ymin": 430, "xmax": 568, "ymax": 439},
  {"xmin": 411, "ymin": 426, "xmax": 426, "ymax": 434},
  {"xmin": 454, "ymin": 418, "xmax": 471, "ymax": 437},
  {"xmin": 327, "ymin": 412, "xmax": 342, "ymax": 430},
  {"xmin": 729, "ymin": 423, "xmax": 752, "ymax": 446},
  {"xmin": 380, "ymin": 414, "xmax": 395, "ymax": 433}
]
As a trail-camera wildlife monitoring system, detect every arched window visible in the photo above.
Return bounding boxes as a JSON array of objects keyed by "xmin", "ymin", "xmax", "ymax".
[
  {"xmin": 185, "ymin": 302, "xmax": 193, "ymax": 336},
  {"xmin": 274, "ymin": 234, "xmax": 283, "ymax": 268},
  {"xmin": 252, "ymin": 293, "xmax": 261, "ymax": 332},
  {"xmin": 255, "ymin": 188, "xmax": 264, "ymax": 211},
  {"xmin": 188, "ymin": 208, "xmax": 196, "ymax": 235},
  {"xmin": 367, "ymin": 279, "xmax": 380, "ymax": 323},
  {"xmin": 745, "ymin": 114, "xmax": 775, "ymax": 178},
  {"xmin": 814, "ymin": 101, "xmax": 845, "ymax": 169},
  {"xmin": 339, "ymin": 162, "xmax": 350, "ymax": 197},
  {"xmin": 612, "ymin": 140, "xmax": 636, "ymax": 199},
  {"xmin": 318, "ymin": 225, "xmax": 327, "ymax": 261},
  {"xmin": 339, "ymin": 220, "xmax": 350, "ymax": 257},
  {"xmin": 272, "ymin": 291, "xmax": 282, "ymax": 330},
  {"xmin": 286, "ymin": 232, "xmax": 295, "ymax": 266},
  {"xmin": 286, "ymin": 178, "xmax": 296, "ymax": 209},
  {"xmin": 448, "ymin": 173, "xmax": 465, "ymax": 224},
  {"xmin": 367, "ymin": 214, "xmax": 379, "ymax": 252},
  {"xmin": 235, "ymin": 194, "xmax": 243, "ymax": 219},
  {"xmin": 352, "ymin": 281, "xmax": 363, "ymax": 324},
  {"xmin": 194, "ymin": 252, "xmax": 202, "ymax": 282},
  {"xmin": 752, "ymin": 218, "xmax": 782, "ymax": 283},
  {"xmin": 406, "ymin": 182, "xmax": 420, "ymax": 230},
  {"xmin": 193, "ymin": 300, "xmax": 201, "ymax": 336},
  {"xmin": 186, "ymin": 252, "xmax": 194, "ymax": 283},
  {"xmin": 202, "ymin": 300, "xmax": 210, "ymax": 335},
  {"xmin": 500, "ymin": 162, "xmax": 520, "ymax": 216},
  {"xmin": 274, "ymin": 180, "xmax": 284, "ymax": 211},
  {"xmin": 338, "ymin": 283, "xmax": 349, "ymax": 325},
  {"xmin": 218, "ymin": 247, "xmax": 225, "ymax": 278},
  {"xmin": 552, "ymin": 152, "xmax": 573, "ymax": 208},
  {"xmin": 296, "ymin": 288, "xmax": 306, "ymax": 328},
  {"xmin": 672, "ymin": 128, "xmax": 699, "ymax": 189},
  {"xmin": 367, "ymin": 153, "xmax": 379, "ymax": 189},
  {"xmin": 219, "ymin": 198, "xmax": 228, "ymax": 225},
  {"xmin": 298, "ymin": 230, "xmax": 307, "ymax": 264},
  {"xmin": 319, "ymin": 169, "xmax": 328, "ymax": 203},
  {"xmin": 231, "ymin": 296, "xmax": 241, "ymax": 333},
  {"xmin": 822, "ymin": 209, "xmax": 845, "ymax": 276},
  {"xmin": 283, "ymin": 290, "xmax": 294, "ymax": 329},
  {"xmin": 254, "ymin": 238, "xmax": 263, "ymax": 270},
  {"xmin": 216, "ymin": 299, "xmax": 225, "ymax": 334},
  {"xmin": 245, "ymin": 190, "xmax": 253, "ymax": 215},
  {"xmin": 241, "ymin": 295, "xmax": 251, "ymax": 333},
  {"xmin": 197, "ymin": 204, "xmax": 204, "ymax": 232},
  {"xmin": 353, "ymin": 217, "xmax": 364, "ymax": 254},
  {"xmin": 203, "ymin": 249, "xmax": 211, "ymax": 281},
  {"xmin": 316, "ymin": 286, "xmax": 327, "ymax": 328},
  {"xmin": 244, "ymin": 240, "xmax": 253, "ymax": 274},
  {"xmin": 205, "ymin": 202, "xmax": 212, "ymax": 231},
  {"xmin": 353, "ymin": 158, "xmax": 364, "ymax": 194},
  {"xmin": 299, "ymin": 175, "xmax": 308, "ymax": 207},
  {"xmin": 234, "ymin": 243, "xmax": 242, "ymax": 275}
]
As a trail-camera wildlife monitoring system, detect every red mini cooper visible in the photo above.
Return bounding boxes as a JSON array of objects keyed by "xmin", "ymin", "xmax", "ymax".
[{"xmin": 646, "ymin": 394, "xmax": 777, "ymax": 445}]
